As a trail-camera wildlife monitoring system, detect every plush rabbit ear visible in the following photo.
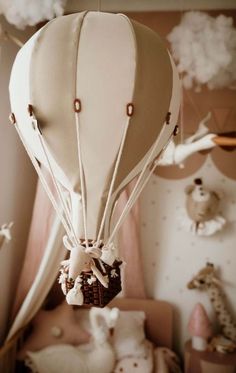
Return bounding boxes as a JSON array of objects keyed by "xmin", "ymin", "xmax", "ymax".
[{"xmin": 185, "ymin": 185, "xmax": 194, "ymax": 194}]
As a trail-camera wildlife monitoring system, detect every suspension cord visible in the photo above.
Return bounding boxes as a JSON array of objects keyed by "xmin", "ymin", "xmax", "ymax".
[
  {"xmin": 95, "ymin": 103, "xmax": 134, "ymax": 248},
  {"xmin": 74, "ymin": 99, "xmax": 89, "ymax": 249},
  {"xmin": 107, "ymin": 134, "xmax": 174, "ymax": 239},
  {"xmin": 106, "ymin": 129, "xmax": 173, "ymax": 246},
  {"xmin": 13, "ymin": 116, "xmax": 75, "ymax": 245},
  {"xmin": 36, "ymin": 131, "xmax": 80, "ymax": 248}
]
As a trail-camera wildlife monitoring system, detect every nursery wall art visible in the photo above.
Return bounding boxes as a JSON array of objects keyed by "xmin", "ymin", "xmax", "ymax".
[
  {"xmin": 157, "ymin": 110, "xmax": 236, "ymax": 167},
  {"xmin": 167, "ymin": 11, "xmax": 236, "ymax": 91},
  {"xmin": 0, "ymin": 0, "xmax": 66, "ymax": 29},
  {"xmin": 182, "ymin": 177, "xmax": 226, "ymax": 236}
]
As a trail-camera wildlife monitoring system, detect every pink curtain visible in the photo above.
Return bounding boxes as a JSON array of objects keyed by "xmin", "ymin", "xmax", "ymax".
[
  {"xmin": 12, "ymin": 168, "xmax": 56, "ymax": 317},
  {"xmin": 117, "ymin": 180, "xmax": 147, "ymax": 299}
]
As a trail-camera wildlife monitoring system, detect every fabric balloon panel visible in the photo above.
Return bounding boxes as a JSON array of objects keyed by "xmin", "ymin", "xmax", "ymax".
[{"xmin": 9, "ymin": 11, "xmax": 180, "ymax": 240}]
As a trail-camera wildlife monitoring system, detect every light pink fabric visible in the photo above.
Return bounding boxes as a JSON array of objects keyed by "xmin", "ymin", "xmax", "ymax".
[
  {"xmin": 13, "ymin": 167, "xmax": 55, "ymax": 317},
  {"xmin": 117, "ymin": 179, "xmax": 147, "ymax": 299}
]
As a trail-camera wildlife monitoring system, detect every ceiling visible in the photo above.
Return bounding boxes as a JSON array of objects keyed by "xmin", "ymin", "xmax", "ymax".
[{"xmin": 66, "ymin": 0, "xmax": 236, "ymax": 13}]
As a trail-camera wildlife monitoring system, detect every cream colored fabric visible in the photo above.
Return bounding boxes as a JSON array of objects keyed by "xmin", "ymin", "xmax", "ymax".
[
  {"xmin": 9, "ymin": 11, "xmax": 180, "ymax": 241},
  {"xmin": 104, "ymin": 51, "xmax": 181, "ymax": 237}
]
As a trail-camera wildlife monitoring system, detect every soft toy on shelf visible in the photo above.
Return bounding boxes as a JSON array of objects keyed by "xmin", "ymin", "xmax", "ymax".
[
  {"xmin": 188, "ymin": 303, "xmax": 212, "ymax": 351},
  {"xmin": 188, "ymin": 263, "xmax": 236, "ymax": 351},
  {"xmin": 181, "ymin": 178, "xmax": 226, "ymax": 236}
]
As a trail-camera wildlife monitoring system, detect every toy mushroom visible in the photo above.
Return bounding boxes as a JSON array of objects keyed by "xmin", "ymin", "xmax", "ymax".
[{"xmin": 188, "ymin": 303, "xmax": 212, "ymax": 351}]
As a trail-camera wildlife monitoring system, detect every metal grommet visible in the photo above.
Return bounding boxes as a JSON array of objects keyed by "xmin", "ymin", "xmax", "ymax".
[
  {"xmin": 74, "ymin": 99, "xmax": 81, "ymax": 113},
  {"xmin": 28, "ymin": 104, "xmax": 34, "ymax": 116},
  {"xmin": 173, "ymin": 125, "xmax": 179, "ymax": 136},
  {"xmin": 166, "ymin": 111, "xmax": 171, "ymax": 125},
  {"xmin": 9, "ymin": 112, "xmax": 16, "ymax": 124},
  {"xmin": 126, "ymin": 103, "xmax": 134, "ymax": 117}
]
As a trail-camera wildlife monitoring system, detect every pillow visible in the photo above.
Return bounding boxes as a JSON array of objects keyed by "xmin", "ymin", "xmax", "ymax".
[
  {"xmin": 112, "ymin": 311, "xmax": 147, "ymax": 359},
  {"xmin": 17, "ymin": 302, "xmax": 90, "ymax": 360},
  {"xmin": 25, "ymin": 345, "xmax": 88, "ymax": 373},
  {"xmin": 114, "ymin": 340, "xmax": 153, "ymax": 373}
]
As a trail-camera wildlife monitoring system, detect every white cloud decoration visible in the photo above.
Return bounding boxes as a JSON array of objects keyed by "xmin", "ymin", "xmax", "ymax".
[
  {"xmin": 167, "ymin": 11, "xmax": 236, "ymax": 91},
  {"xmin": 0, "ymin": 0, "xmax": 66, "ymax": 29}
]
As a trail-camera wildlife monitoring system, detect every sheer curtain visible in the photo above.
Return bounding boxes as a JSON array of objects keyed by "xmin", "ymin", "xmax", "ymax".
[{"xmin": 6, "ymin": 167, "xmax": 66, "ymax": 341}]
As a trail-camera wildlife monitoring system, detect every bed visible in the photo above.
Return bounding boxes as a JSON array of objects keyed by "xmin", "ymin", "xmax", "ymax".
[{"xmin": 1, "ymin": 298, "xmax": 180, "ymax": 373}]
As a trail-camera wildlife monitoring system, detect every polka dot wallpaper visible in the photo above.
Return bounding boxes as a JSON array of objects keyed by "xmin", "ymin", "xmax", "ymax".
[{"xmin": 139, "ymin": 156, "xmax": 236, "ymax": 352}]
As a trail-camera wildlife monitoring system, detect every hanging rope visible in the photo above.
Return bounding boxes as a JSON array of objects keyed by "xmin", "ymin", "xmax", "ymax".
[
  {"xmin": 98, "ymin": 0, "xmax": 101, "ymax": 12},
  {"xmin": 106, "ymin": 128, "xmax": 174, "ymax": 246},
  {"xmin": 74, "ymin": 99, "xmax": 89, "ymax": 250},
  {"xmin": 95, "ymin": 103, "xmax": 134, "ymax": 248},
  {"xmin": 180, "ymin": 78, "xmax": 184, "ymax": 146},
  {"xmin": 11, "ymin": 114, "xmax": 75, "ymax": 246},
  {"xmin": 30, "ymin": 122, "xmax": 81, "ymax": 249}
]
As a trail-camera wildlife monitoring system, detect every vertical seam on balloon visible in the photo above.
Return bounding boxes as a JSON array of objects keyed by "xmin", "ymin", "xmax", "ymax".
[
  {"xmin": 73, "ymin": 11, "xmax": 89, "ymax": 104},
  {"xmin": 29, "ymin": 18, "xmax": 56, "ymax": 110},
  {"xmin": 73, "ymin": 11, "xmax": 89, "ymax": 247},
  {"xmin": 27, "ymin": 19, "xmax": 83, "ymax": 246},
  {"xmin": 95, "ymin": 115, "xmax": 132, "ymax": 247},
  {"xmin": 118, "ymin": 14, "xmax": 138, "ymax": 119},
  {"xmin": 103, "ymin": 14, "xmax": 138, "ymax": 238}
]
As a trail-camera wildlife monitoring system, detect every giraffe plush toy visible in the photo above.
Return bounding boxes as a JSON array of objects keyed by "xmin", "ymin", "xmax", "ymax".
[{"xmin": 187, "ymin": 263, "xmax": 236, "ymax": 345}]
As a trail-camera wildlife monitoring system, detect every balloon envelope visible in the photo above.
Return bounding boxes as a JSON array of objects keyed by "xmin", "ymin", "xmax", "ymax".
[{"xmin": 9, "ymin": 11, "xmax": 180, "ymax": 240}]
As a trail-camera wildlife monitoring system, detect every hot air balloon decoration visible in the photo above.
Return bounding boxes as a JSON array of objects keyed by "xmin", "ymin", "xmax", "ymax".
[{"xmin": 9, "ymin": 12, "xmax": 180, "ymax": 307}]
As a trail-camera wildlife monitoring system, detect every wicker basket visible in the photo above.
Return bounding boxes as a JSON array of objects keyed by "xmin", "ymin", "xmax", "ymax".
[{"xmin": 63, "ymin": 260, "xmax": 122, "ymax": 308}]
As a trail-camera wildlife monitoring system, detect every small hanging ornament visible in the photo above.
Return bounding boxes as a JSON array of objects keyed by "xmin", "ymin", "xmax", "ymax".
[{"xmin": 181, "ymin": 178, "xmax": 226, "ymax": 236}]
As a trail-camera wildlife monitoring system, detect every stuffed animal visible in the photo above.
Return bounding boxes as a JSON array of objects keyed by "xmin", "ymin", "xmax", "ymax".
[
  {"xmin": 24, "ymin": 306, "xmax": 119, "ymax": 373},
  {"xmin": 182, "ymin": 178, "xmax": 226, "ymax": 236}
]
